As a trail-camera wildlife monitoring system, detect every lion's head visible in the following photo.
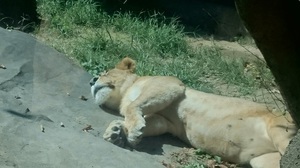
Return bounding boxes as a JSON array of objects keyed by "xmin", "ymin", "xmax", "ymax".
[{"xmin": 90, "ymin": 57, "xmax": 138, "ymax": 110}]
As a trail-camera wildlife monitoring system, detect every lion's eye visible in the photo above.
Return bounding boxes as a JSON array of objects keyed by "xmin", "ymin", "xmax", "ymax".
[{"xmin": 108, "ymin": 83, "xmax": 115, "ymax": 89}]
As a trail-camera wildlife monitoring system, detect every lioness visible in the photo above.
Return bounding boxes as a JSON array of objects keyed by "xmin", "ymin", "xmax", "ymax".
[{"xmin": 90, "ymin": 57, "xmax": 297, "ymax": 168}]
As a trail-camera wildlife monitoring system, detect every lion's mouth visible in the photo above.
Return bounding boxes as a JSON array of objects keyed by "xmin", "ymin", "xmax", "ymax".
[
  {"xmin": 93, "ymin": 85, "xmax": 106, "ymax": 97},
  {"xmin": 93, "ymin": 84, "xmax": 114, "ymax": 97}
]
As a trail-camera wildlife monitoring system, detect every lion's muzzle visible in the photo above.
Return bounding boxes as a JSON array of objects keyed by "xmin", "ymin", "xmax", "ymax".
[{"xmin": 89, "ymin": 77, "xmax": 98, "ymax": 86}]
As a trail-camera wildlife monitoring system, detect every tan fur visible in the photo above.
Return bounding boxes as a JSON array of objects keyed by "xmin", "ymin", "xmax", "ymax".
[{"xmin": 90, "ymin": 57, "xmax": 297, "ymax": 168}]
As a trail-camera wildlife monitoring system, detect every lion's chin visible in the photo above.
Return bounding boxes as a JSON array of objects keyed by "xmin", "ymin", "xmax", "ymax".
[{"xmin": 91, "ymin": 85, "xmax": 113, "ymax": 105}]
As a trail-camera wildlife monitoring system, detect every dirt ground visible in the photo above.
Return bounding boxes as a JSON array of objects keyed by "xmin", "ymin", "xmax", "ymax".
[{"xmin": 189, "ymin": 37, "xmax": 286, "ymax": 109}]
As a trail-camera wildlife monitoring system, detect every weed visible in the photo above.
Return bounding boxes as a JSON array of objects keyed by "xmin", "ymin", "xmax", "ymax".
[{"xmin": 184, "ymin": 162, "xmax": 207, "ymax": 168}]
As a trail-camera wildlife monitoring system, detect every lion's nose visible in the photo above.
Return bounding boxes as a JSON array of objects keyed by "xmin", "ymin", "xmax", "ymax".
[{"xmin": 89, "ymin": 77, "xmax": 98, "ymax": 86}]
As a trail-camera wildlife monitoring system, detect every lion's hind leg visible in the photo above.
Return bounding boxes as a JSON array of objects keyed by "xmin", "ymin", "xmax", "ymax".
[
  {"xmin": 250, "ymin": 152, "xmax": 281, "ymax": 168},
  {"xmin": 103, "ymin": 120, "xmax": 127, "ymax": 148},
  {"xmin": 267, "ymin": 116, "xmax": 297, "ymax": 155},
  {"xmin": 143, "ymin": 114, "xmax": 177, "ymax": 137}
]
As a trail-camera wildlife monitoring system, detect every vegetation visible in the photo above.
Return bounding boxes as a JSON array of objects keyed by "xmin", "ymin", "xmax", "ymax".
[
  {"xmin": 36, "ymin": 0, "xmax": 274, "ymax": 96},
  {"xmin": 35, "ymin": 0, "xmax": 277, "ymax": 167}
]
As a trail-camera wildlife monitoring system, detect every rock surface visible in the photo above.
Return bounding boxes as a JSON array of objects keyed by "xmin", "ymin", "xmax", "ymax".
[
  {"xmin": 0, "ymin": 28, "xmax": 185, "ymax": 168},
  {"xmin": 280, "ymin": 130, "xmax": 300, "ymax": 168}
]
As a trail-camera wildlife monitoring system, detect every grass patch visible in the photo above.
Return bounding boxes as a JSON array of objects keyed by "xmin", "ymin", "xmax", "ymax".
[
  {"xmin": 35, "ymin": 0, "xmax": 277, "ymax": 167},
  {"xmin": 36, "ymin": 0, "xmax": 274, "ymax": 97}
]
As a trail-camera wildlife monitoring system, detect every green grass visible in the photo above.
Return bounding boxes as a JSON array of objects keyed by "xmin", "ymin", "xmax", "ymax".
[
  {"xmin": 35, "ymin": 0, "xmax": 277, "ymax": 167},
  {"xmin": 36, "ymin": 0, "xmax": 274, "ymax": 97}
]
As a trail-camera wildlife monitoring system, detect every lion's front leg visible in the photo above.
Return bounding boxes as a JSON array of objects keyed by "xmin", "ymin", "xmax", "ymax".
[
  {"xmin": 120, "ymin": 78, "xmax": 185, "ymax": 146},
  {"xmin": 103, "ymin": 114, "xmax": 177, "ymax": 148}
]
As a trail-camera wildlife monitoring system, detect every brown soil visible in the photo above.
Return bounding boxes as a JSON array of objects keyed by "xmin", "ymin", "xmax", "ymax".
[
  {"xmin": 163, "ymin": 148, "xmax": 241, "ymax": 168},
  {"xmin": 189, "ymin": 37, "xmax": 286, "ymax": 110}
]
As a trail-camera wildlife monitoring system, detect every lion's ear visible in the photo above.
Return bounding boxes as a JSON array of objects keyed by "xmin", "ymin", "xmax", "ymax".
[{"xmin": 115, "ymin": 57, "xmax": 136, "ymax": 72}]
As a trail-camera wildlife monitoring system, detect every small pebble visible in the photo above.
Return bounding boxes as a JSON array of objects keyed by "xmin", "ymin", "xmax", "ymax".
[
  {"xmin": 0, "ymin": 64, "xmax": 6, "ymax": 69},
  {"xmin": 40, "ymin": 125, "xmax": 45, "ymax": 133},
  {"xmin": 80, "ymin": 95, "xmax": 88, "ymax": 101},
  {"xmin": 25, "ymin": 108, "xmax": 30, "ymax": 113}
]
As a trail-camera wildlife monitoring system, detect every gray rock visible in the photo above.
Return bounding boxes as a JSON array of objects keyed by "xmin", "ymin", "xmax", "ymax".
[
  {"xmin": 281, "ymin": 130, "xmax": 300, "ymax": 168},
  {"xmin": 0, "ymin": 28, "xmax": 185, "ymax": 168}
]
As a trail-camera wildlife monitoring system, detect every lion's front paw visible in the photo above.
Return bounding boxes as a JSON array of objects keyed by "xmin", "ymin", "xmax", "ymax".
[
  {"xmin": 126, "ymin": 117, "xmax": 145, "ymax": 146},
  {"xmin": 103, "ymin": 120, "xmax": 127, "ymax": 148}
]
